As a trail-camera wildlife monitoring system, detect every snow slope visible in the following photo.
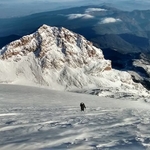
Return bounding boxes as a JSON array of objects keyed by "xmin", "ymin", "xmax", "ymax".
[
  {"xmin": 0, "ymin": 24, "xmax": 149, "ymax": 99},
  {"xmin": 0, "ymin": 84, "xmax": 150, "ymax": 150}
]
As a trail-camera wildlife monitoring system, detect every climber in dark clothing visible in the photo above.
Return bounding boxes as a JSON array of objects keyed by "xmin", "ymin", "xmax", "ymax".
[{"xmin": 80, "ymin": 102, "xmax": 86, "ymax": 111}]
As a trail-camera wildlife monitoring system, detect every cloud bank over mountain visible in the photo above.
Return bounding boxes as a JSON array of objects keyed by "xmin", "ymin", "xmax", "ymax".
[
  {"xmin": 67, "ymin": 14, "xmax": 94, "ymax": 20},
  {"xmin": 85, "ymin": 8, "xmax": 107, "ymax": 13},
  {"xmin": 67, "ymin": 7, "xmax": 108, "ymax": 20},
  {"xmin": 99, "ymin": 17, "xmax": 122, "ymax": 24}
]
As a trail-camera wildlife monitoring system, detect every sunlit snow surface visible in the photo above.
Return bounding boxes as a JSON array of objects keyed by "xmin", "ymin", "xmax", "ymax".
[{"xmin": 0, "ymin": 84, "xmax": 150, "ymax": 150}]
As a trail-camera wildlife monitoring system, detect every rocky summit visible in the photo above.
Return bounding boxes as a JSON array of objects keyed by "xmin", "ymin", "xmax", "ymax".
[{"xmin": 0, "ymin": 24, "xmax": 149, "ymax": 98}]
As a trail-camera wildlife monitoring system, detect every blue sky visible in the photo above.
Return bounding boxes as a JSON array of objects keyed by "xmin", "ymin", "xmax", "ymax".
[
  {"xmin": 0, "ymin": 0, "xmax": 78, "ymax": 2},
  {"xmin": 0, "ymin": 0, "xmax": 149, "ymax": 3}
]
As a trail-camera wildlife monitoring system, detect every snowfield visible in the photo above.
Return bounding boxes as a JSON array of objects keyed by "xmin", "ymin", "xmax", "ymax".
[{"xmin": 0, "ymin": 84, "xmax": 150, "ymax": 150}]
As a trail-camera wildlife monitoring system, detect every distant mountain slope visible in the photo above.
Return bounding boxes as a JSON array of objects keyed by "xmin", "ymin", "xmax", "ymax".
[{"xmin": 0, "ymin": 24, "xmax": 148, "ymax": 98}]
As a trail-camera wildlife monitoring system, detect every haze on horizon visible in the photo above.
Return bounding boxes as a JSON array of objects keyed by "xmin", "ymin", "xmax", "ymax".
[{"xmin": 0, "ymin": 0, "xmax": 150, "ymax": 18}]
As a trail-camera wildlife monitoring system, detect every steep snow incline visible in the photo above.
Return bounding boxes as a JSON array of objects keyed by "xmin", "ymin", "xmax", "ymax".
[
  {"xmin": 0, "ymin": 84, "xmax": 150, "ymax": 150},
  {"xmin": 0, "ymin": 24, "xmax": 149, "ymax": 98}
]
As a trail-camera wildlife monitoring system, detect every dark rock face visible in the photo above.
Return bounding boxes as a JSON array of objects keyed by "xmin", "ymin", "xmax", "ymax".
[{"xmin": 103, "ymin": 48, "xmax": 150, "ymax": 90}]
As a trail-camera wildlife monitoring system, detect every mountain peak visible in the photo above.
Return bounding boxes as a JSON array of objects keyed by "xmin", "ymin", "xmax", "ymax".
[
  {"xmin": 0, "ymin": 24, "xmax": 149, "ymax": 98},
  {"xmin": 1, "ymin": 24, "xmax": 109, "ymax": 70}
]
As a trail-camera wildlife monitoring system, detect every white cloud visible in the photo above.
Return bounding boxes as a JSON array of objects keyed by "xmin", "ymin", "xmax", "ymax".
[
  {"xmin": 85, "ymin": 8, "xmax": 107, "ymax": 13},
  {"xmin": 99, "ymin": 17, "xmax": 122, "ymax": 24},
  {"xmin": 67, "ymin": 14, "xmax": 94, "ymax": 20}
]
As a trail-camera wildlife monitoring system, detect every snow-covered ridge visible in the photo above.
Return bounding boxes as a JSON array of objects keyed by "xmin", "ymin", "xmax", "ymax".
[{"xmin": 0, "ymin": 24, "xmax": 149, "ymax": 98}]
